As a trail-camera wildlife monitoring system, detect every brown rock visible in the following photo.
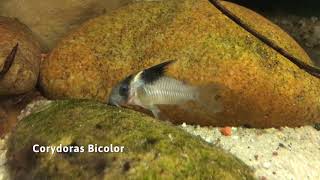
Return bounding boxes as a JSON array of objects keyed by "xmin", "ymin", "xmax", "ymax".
[
  {"xmin": 40, "ymin": 0, "xmax": 320, "ymax": 127},
  {"xmin": 0, "ymin": 17, "xmax": 41, "ymax": 96},
  {"xmin": 0, "ymin": 0, "xmax": 131, "ymax": 51}
]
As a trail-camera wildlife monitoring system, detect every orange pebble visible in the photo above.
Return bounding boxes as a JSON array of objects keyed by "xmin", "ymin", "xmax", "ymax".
[{"xmin": 219, "ymin": 126, "xmax": 232, "ymax": 136}]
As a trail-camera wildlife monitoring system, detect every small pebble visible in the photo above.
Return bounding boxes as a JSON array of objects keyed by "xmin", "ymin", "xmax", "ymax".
[
  {"xmin": 219, "ymin": 127, "xmax": 232, "ymax": 136},
  {"xmin": 260, "ymin": 176, "xmax": 267, "ymax": 180},
  {"xmin": 232, "ymin": 135, "xmax": 239, "ymax": 140},
  {"xmin": 311, "ymin": 16, "xmax": 318, "ymax": 23},
  {"xmin": 278, "ymin": 143, "xmax": 286, "ymax": 148},
  {"xmin": 262, "ymin": 162, "xmax": 271, "ymax": 169}
]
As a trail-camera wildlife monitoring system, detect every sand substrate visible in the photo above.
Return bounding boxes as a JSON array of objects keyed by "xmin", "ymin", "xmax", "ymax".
[{"xmin": 181, "ymin": 124, "xmax": 320, "ymax": 180}]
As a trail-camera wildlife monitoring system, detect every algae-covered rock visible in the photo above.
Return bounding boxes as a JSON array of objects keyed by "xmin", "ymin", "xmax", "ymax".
[
  {"xmin": 40, "ymin": 0, "xmax": 320, "ymax": 127},
  {"xmin": 6, "ymin": 100, "xmax": 254, "ymax": 179},
  {"xmin": 0, "ymin": 17, "xmax": 41, "ymax": 96}
]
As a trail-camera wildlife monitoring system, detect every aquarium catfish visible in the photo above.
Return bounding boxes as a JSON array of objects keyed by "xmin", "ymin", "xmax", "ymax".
[{"xmin": 108, "ymin": 60, "xmax": 222, "ymax": 119}]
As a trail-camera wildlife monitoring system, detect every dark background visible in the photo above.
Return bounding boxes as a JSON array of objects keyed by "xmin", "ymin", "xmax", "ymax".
[{"xmin": 229, "ymin": 0, "xmax": 320, "ymax": 16}]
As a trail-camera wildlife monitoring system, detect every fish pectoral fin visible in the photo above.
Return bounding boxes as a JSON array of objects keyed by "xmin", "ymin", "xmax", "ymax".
[{"xmin": 148, "ymin": 105, "xmax": 161, "ymax": 119}]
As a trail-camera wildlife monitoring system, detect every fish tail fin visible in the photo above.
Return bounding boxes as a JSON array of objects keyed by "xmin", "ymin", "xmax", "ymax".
[{"xmin": 194, "ymin": 84, "xmax": 223, "ymax": 113}]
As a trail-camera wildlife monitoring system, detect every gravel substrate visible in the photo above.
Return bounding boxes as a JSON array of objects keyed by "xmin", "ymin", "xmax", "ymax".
[{"xmin": 181, "ymin": 124, "xmax": 320, "ymax": 180}]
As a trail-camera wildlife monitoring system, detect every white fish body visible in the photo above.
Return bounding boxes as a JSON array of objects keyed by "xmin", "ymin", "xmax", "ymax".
[
  {"xmin": 128, "ymin": 76, "xmax": 221, "ymax": 118},
  {"xmin": 136, "ymin": 76, "xmax": 197, "ymax": 107}
]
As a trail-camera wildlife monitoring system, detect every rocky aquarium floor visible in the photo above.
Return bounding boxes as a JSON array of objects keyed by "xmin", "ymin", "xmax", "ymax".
[{"xmin": 181, "ymin": 124, "xmax": 320, "ymax": 180}]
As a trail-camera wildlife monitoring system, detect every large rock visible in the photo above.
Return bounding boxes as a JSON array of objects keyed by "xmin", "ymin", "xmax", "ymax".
[
  {"xmin": 0, "ymin": 17, "xmax": 41, "ymax": 96},
  {"xmin": 40, "ymin": 0, "xmax": 320, "ymax": 127},
  {"xmin": 6, "ymin": 100, "xmax": 254, "ymax": 179},
  {"xmin": 0, "ymin": 0, "xmax": 131, "ymax": 51}
]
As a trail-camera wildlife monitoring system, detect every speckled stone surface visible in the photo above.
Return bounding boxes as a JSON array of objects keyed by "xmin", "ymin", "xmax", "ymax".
[
  {"xmin": 0, "ymin": 17, "xmax": 41, "ymax": 96},
  {"xmin": 40, "ymin": 0, "xmax": 320, "ymax": 127},
  {"xmin": 0, "ymin": 0, "xmax": 131, "ymax": 51}
]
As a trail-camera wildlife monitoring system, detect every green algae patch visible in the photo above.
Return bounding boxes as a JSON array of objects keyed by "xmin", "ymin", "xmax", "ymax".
[{"xmin": 6, "ymin": 100, "xmax": 254, "ymax": 179}]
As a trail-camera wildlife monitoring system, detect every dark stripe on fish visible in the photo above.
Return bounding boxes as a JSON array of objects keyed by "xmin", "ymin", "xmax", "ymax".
[{"xmin": 140, "ymin": 60, "xmax": 176, "ymax": 84}]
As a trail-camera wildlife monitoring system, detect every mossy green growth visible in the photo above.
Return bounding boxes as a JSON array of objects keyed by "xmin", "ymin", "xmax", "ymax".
[{"xmin": 7, "ymin": 100, "xmax": 254, "ymax": 179}]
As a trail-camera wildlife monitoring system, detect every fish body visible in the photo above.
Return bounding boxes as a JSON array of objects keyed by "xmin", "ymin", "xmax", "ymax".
[
  {"xmin": 133, "ymin": 76, "xmax": 197, "ymax": 107},
  {"xmin": 108, "ymin": 60, "xmax": 221, "ymax": 118}
]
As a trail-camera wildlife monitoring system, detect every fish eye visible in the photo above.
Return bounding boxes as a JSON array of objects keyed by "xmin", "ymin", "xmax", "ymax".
[{"xmin": 119, "ymin": 84, "xmax": 129, "ymax": 96}]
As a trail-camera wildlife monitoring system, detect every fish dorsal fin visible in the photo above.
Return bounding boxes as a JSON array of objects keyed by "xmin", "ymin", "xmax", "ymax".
[{"xmin": 140, "ymin": 60, "xmax": 176, "ymax": 84}]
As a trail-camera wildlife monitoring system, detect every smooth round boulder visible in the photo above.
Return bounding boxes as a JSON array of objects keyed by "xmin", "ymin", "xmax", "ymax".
[
  {"xmin": 0, "ymin": 17, "xmax": 41, "ymax": 96},
  {"xmin": 0, "ymin": 0, "xmax": 131, "ymax": 51},
  {"xmin": 40, "ymin": 0, "xmax": 320, "ymax": 127},
  {"xmin": 6, "ymin": 100, "xmax": 254, "ymax": 179}
]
